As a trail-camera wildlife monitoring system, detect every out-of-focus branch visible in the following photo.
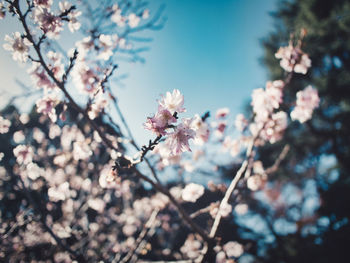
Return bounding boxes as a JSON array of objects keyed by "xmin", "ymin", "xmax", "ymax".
[
  {"xmin": 118, "ymin": 209, "xmax": 160, "ymax": 263},
  {"xmin": 13, "ymin": 1, "xmax": 118, "ymax": 152},
  {"xmin": 16, "ymin": 175, "xmax": 84, "ymax": 261},
  {"xmin": 265, "ymin": 144, "xmax": 290, "ymax": 175},
  {"xmin": 132, "ymin": 168, "xmax": 211, "ymax": 244}
]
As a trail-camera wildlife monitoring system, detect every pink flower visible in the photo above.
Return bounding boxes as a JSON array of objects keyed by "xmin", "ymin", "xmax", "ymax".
[
  {"xmin": 88, "ymin": 94, "xmax": 109, "ymax": 120},
  {"xmin": 3, "ymin": 32, "xmax": 32, "ymax": 63},
  {"xmin": 34, "ymin": 0, "xmax": 52, "ymax": 8},
  {"xmin": 144, "ymin": 106, "xmax": 177, "ymax": 136},
  {"xmin": 291, "ymin": 86, "xmax": 320, "ymax": 123},
  {"xmin": 235, "ymin": 114, "xmax": 248, "ymax": 132},
  {"xmin": 98, "ymin": 34, "xmax": 118, "ymax": 60},
  {"xmin": 47, "ymin": 51, "xmax": 64, "ymax": 79},
  {"xmin": 159, "ymin": 89, "xmax": 185, "ymax": 114},
  {"xmin": 33, "ymin": 7, "xmax": 63, "ymax": 39},
  {"xmin": 59, "ymin": 1, "xmax": 81, "ymax": 32},
  {"xmin": 222, "ymin": 136, "xmax": 240, "ymax": 157},
  {"xmin": 73, "ymin": 141, "xmax": 92, "ymax": 161},
  {"xmin": 72, "ymin": 61, "xmax": 100, "ymax": 95},
  {"xmin": 251, "ymin": 80, "xmax": 284, "ymax": 123},
  {"xmin": 48, "ymin": 182, "xmax": 70, "ymax": 202},
  {"xmin": 190, "ymin": 114, "xmax": 210, "ymax": 145},
  {"xmin": 265, "ymin": 80, "xmax": 284, "ymax": 109},
  {"xmin": 182, "ymin": 183, "xmax": 205, "ymax": 203},
  {"xmin": 88, "ymin": 198, "xmax": 105, "ymax": 213},
  {"xmin": 214, "ymin": 121, "xmax": 227, "ymax": 137},
  {"xmin": 223, "ymin": 241, "xmax": 244, "ymax": 258},
  {"xmin": 251, "ymin": 88, "xmax": 273, "ymax": 122},
  {"xmin": 142, "ymin": 9, "xmax": 150, "ymax": 19},
  {"xmin": 36, "ymin": 93, "xmax": 59, "ymax": 122},
  {"xmin": 234, "ymin": 203, "xmax": 248, "ymax": 215},
  {"xmin": 111, "ymin": 4, "xmax": 126, "ymax": 27},
  {"xmin": 260, "ymin": 111, "xmax": 288, "ymax": 144},
  {"xmin": 165, "ymin": 118, "xmax": 196, "ymax": 155},
  {"xmin": 247, "ymin": 174, "xmax": 265, "ymax": 191},
  {"xmin": 13, "ymin": 145, "xmax": 34, "ymax": 165},
  {"xmin": 29, "ymin": 62, "xmax": 55, "ymax": 90},
  {"xmin": 128, "ymin": 13, "xmax": 141, "ymax": 28},
  {"xmin": 215, "ymin": 107, "xmax": 230, "ymax": 119},
  {"xmin": 152, "ymin": 143, "xmax": 181, "ymax": 169},
  {"xmin": 0, "ymin": 116, "xmax": 11, "ymax": 134},
  {"xmin": 275, "ymin": 44, "xmax": 311, "ymax": 74}
]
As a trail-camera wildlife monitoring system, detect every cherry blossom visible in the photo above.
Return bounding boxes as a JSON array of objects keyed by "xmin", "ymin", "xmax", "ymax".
[
  {"xmin": 260, "ymin": 111, "xmax": 288, "ymax": 144},
  {"xmin": 235, "ymin": 113, "xmax": 248, "ymax": 132},
  {"xmin": 13, "ymin": 131, "xmax": 25, "ymax": 143},
  {"xmin": 223, "ymin": 241, "xmax": 244, "ymax": 258},
  {"xmin": 88, "ymin": 94, "xmax": 109, "ymax": 120},
  {"xmin": 182, "ymin": 183, "xmax": 205, "ymax": 203},
  {"xmin": 191, "ymin": 114, "xmax": 210, "ymax": 145},
  {"xmin": 275, "ymin": 43, "xmax": 311, "ymax": 74},
  {"xmin": 144, "ymin": 106, "xmax": 177, "ymax": 136},
  {"xmin": 3, "ymin": 32, "xmax": 32, "ymax": 63},
  {"xmin": 48, "ymin": 182, "xmax": 70, "ymax": 202},
  {"xmin": 34, "ymin": 0, "xmax": 53, "ymax": 9},
  {"xmin": 59, "ymin": 1, "xmax": 81, "ymax": 32},
  {"xmin": 98, "ymin": 34, "xmax": 118, "ymax": 60},
  {"xmin": 210, "ymin": 202, "xmax": 232, "ymax": 218},
  {"xmin": 180, "ymin": 234, "xmax": 202, "ymax": 259},
  {"xmin": 0, "ymin": 115, "xmax": 11, "ymax": 134},
  {"xmin": 33, "ymin": 7, "xmax": 63, "ymax": 39},
  {"xmin": 152, "ymin": 143, "xmax": 181, "ymax": 169},
  {"xmin": 142, "ymin": 9, "xmax": 150, "ymax": 19},
  {"xmin": 111, "ymin": 4, "xmax": 126, "ymax": 27},
  {"xmin": 251, "ymin": 80, "xmax": 284, "ymax": 123},
  {"xmin": 165, "ymin": 118, "xmax": 196, "ymax": 155},
  {"xmin": 36, "ymin": 92, "xmax": 60, "ymax": 122},
  {"xmin": 215, "ymin": 107, "xmax": 230, "ymax": 119},
  {"xmin": 13, "ymin": 145, "xmax": 34, "ymax": 165},
  {"xmin": 47, "ymin": 51, "xmax": 64, "ymax": 79},
  {"xmin": 234, "ymin": 203, "xmax": 248, "ymax": 215},
  {"xmin": 29, "ymin": 62, "xmax": 55, "ymax": 90},
  {"xmin": 247, "ymin": 174, "xmax": 266, "ymax": 191},
  {"xmin": 71, "ymin": 61, "xmax": 100, "ymax": 95},
  {"xmin": 222, "ymin": 136, "xmax": 241, "ymax": 157},
  {"xmin": 128, "ymin": 13, "xmax": 140, "ymax": 28},
  {"xmin": 291, "ymin": 85, "xmax": 320, "ymax": 123},
  {"xmin": 158, "ymin": 89, "xmax": 186, "ymax": 114}
]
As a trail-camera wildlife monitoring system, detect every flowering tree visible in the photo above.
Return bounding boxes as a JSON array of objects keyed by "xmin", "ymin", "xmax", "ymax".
[{"xmin": 0, "ymin": 1, "xmax": 323, "ymax": 262}]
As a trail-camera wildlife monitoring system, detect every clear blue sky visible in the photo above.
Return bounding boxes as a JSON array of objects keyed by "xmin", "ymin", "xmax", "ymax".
[{"xmin": 0, "ymin": 0, "xmax": 278, "ymax": 145}]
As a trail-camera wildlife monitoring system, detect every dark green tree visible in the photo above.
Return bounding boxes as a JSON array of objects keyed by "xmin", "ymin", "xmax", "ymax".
[{"xmin": 246, "ymin": 0, "xmax": 350, "ymax": 262}]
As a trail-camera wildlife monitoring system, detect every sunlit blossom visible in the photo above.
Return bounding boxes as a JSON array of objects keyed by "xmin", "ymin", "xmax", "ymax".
[
  {"xmin": 158, "ymin": 89, "xmax": 186, "ymax": 114},
  {"xmin": 3, "ymin": 32, "xmax": 32, "ymax": 63},
  {"xmin": 182, "ymin": 183, "xmax": 205, "ymax": 203}
]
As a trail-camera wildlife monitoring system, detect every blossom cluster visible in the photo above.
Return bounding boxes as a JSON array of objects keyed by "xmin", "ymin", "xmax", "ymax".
[
  {"xmin": 291, "ymin": 85, "xmax": 320, "ymax": 123},
  {"xmin": 275, "ymin": 43, "xmax": 311, "ymax": 74}
]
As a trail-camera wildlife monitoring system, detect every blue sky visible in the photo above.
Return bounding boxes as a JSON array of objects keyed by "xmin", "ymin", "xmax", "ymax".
[
  {"xmin": 0, "ymin": 0, "xmax": 278, "ymax": 145},
  {"xmin": 115, "ymin": 0, "xmax": 278, "ymax": 144}
]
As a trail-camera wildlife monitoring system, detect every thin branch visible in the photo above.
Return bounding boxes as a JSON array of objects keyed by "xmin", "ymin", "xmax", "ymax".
[
  {"xmin": 265, "ymin": 144, "xmax": 290, "ymax": 175},
  {"xmin": 118, "ymin": 209, "xmax": 160, "ymax": 263},
  {"xmin": 131, "ymin": 168, "xmax": 211, "ymax": 244}
]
